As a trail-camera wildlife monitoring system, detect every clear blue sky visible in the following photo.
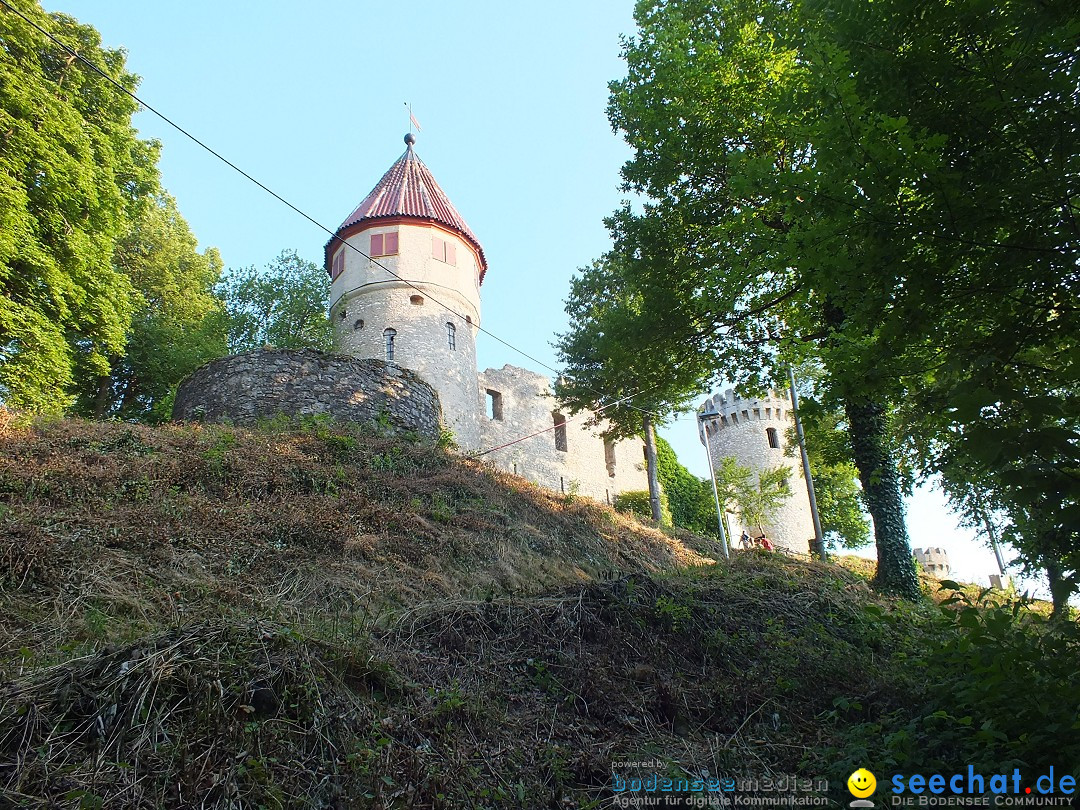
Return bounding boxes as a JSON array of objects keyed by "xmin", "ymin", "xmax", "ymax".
[{"xmin": 41, "ymin": 0, "xmax": 1018, "ymax": 589}]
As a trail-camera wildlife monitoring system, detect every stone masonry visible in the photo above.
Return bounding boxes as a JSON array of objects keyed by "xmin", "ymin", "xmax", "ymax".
[
  {"xmin": 699, "ymin": 388, "xmax": 816, "ymax": 554},
  {"xmin": 913, "ymin": 547, "xmax": 951, "ymax": 578},
  {"xmin": 476, "ymin": 365, "xmax": 649, "ymax": 504},
  {"xmin": 172, "ymin": 349, "xmax": 441, "ymax": 439}
]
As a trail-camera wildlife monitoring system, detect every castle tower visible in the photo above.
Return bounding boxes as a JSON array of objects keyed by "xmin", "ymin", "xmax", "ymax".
[
  {"xmin": 698, "ymin": 388, "xmax": 816, "ymax": 554},
  {"xmin": 326, "ymin": 134, "xmax": 485, "ymax": 448},
  {"xmin": 913, "ymin": 547, "xmax": 951, "ymax": 578}
]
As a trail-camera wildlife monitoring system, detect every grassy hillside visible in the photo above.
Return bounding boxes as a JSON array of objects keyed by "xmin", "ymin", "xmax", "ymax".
[{"xmin": 0, "ymin": 414, "xmax": 1076, "ymax": 808}]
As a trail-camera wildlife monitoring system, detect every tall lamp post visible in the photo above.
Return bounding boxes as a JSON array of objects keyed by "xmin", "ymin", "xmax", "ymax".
[
  {"xmin": 787, "ymin": 366, "xmax": 826, "ymax": 559},
  {"xmin": 698, "ymin": 406, "xmax": 732, "ymax": 560}
]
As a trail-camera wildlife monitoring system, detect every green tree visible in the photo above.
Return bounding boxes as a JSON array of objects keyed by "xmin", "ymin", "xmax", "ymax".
[
  {"xmin": 1, "ymin": 0, "xmax": 158, "ymax": 411},
  {"xmin": 79, "ymin": 193, "xmax": 228, "ymax": 421},
  {"xmin": 794, "ymin": 403, "xmax": 871, "ymax": 550},
  {"xmin": 602, "ymin": 0, "xmax": 921, "ymax": 595},
  {"xmin": 801, "ymin": 0, "xmax": 1079, "ymax": 605},
  {"xmin": 555, "ymin": 253, "xmax": 705, "ymax": 523},
  {"xmin": 217, "ymin": 250, "xmax": 333, "ymax": 353},
  {"xmin": 730, "ymin": 464, "xmax": 792, "ymax": 540},
  {"xmin": 655, "ymin": 435, "xmax": 718, "ymax": 537}
]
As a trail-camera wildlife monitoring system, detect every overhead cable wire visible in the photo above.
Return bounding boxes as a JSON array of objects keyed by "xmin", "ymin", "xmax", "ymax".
[{"xmin": 2, "ymin": 0, "xmax": 668, "ymax": 425}]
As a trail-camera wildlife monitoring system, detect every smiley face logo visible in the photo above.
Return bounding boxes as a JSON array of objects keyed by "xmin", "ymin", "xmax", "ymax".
[{"xmin": 847, "ymin": 769, "xmax": 876, "ymax": 798}]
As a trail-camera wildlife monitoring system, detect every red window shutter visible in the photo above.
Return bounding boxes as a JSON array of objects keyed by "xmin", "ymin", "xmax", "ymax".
[
  {"xmin": 445, "ymin": 242, "xmax": 456, "ymax": 266},
  {"xmin": 432, "ymin": 236, "xmax": 443, "ymax": 261},
  {"xmin": 370, "ymin": 233, "xmax": 384, "ymax": 256},
  {"xmin": 332, "ymin": 250, "xmax": 344, "ymax": 279},
  {"xmin": 385, "ymin": 231, "xmax": 398, "ymax": 254}
]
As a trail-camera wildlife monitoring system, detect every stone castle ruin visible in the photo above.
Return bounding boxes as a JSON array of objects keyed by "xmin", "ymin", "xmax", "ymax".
[
  {"xmin": 175, "ymin": 135, "xmax": 817, "ymax": 535},
  {"xmin": 176, "ymin": 135, "xmax": 648, "ymax": 505},
  {"xmin": 697, "ymin": 388, "xmax": 816, "ymax": 554}
]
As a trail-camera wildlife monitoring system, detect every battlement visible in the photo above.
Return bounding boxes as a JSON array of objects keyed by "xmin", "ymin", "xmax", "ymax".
[
  {"xmin": 913, "ymin": 547, "xmax": 951, "ymax": 578},
  {"xmin": 697, "ymin": 388, "xmax": 792, "ymax": 444}
]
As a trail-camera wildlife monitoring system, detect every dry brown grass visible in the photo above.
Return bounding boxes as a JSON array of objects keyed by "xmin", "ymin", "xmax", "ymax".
[
  {"xmin": 0, "ymin": 414, "xmax": 712, "ymax": 671},
  {"xmin": 0, "ymin": 415, "xmax": 958, "ymax": 808}
]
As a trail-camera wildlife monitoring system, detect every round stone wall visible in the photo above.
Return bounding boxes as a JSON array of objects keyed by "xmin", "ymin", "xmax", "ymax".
[{"xmin": 172, "ymin": 349, "xmax": 441, "ymax": 438}]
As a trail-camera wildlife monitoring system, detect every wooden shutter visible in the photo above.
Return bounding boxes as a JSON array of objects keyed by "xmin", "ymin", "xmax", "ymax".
[
  {"xmin": 370, "ymin": 233, "xmax": 384, "ymax": 256},
  {"xmin": 445, "ymin": 242, "xmax": 456, "ymax": 266},
  {"xmin": 384, "ymin": 231, "xmax": 398, "ymax": 254}
]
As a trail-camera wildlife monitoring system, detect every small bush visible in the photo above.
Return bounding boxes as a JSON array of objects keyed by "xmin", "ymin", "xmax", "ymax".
[
  {"xmin": 822, "ymin": 584, "xmax": 1080, "ymax": 780},
  {"xmin": 613, "ymin": 489, "xmax": 673, "ymax": 526}
]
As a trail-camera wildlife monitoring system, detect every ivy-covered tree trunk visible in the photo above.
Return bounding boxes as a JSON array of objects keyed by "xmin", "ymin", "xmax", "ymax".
[{"xmin": 846, "ymin": 399, "xmax": 920, "ymax": 599}]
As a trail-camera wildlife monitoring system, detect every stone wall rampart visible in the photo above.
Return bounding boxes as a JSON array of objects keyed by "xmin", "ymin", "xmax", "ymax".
[{"xmin": 172, "ymin": 349, "xmax": 441, "ymax": 438}]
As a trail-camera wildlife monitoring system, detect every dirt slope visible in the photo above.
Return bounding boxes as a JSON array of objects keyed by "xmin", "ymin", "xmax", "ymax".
[{"xmin": 0, "ymin": 415, "xmax": 937, "ymax": 808}]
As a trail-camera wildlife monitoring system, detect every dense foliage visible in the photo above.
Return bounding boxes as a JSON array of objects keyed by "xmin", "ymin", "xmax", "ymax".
[
  {"xmin": 217, "ymin": 250, "xmax": 333, "ymax": 354},
  {"xmin": 1, "ymin": 0, "xmax": 156, "ymax": 411},
  {"xmin": 826, "ymin": 587, "xmax": 1080, "ymax": 779},
  {"xmin": 0, "ymin": 1, "xmax": 229, "ymax": 419},
  {"xmin": 1, "ymin": 3, "xmax": 337, "ymax": 421},
  {"xmin": 558, "ymin": 0, "xmax": 1079, "ymax": 599}
]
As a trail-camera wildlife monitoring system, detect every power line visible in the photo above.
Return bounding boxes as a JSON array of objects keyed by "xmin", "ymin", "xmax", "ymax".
[
  {"xmin": 1, "ymin": 0, "xmax": 670, "ymax": 446},
  {"xmin": 469, "ymin": 379, "xmax": 667, "ymax": 458}
]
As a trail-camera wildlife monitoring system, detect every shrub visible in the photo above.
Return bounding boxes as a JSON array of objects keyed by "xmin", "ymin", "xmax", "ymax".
[
  {"xmin": 822, "ymin": 584, "xmax": 1080, "ymax": 780},
  {"xmin": 613, "ymin": 490, "xmax": 673, "ymax": 526}
]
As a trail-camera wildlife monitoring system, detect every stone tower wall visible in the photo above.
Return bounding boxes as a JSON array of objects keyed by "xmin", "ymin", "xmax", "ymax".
[
  {"xmin": 172, "ymin": 349, "xmax": 441, "ymax": 438},
  {"xmin": 913, "ymin": 547, "xmax": 951, "ymax": 578},
  {"xmin": 698, "ymin": 388, "xmax": 816, "ymax": 554},
  {"xmin": 329, "ymin": 221, "xmax": 481, "ymax": 449},
  {"xmin": 476, "ymin": 365, "xmax": 649, "ymax": 504}
]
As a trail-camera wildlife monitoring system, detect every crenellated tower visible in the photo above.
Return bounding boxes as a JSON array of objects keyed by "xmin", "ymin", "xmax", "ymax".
[
  {"xmin": 698, "ymin": 388, "xmax": 816, "ymax": 554},
  {"xmin": 325, "ymin": 134, "xmax": 484, "ymax": 448}
]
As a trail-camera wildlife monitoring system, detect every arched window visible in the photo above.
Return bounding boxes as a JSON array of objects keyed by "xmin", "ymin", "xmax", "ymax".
[
  {"xmin": 446, "ymin": 322, "xmax": 456, "ymax": 350},
  {"xmin": 766, "ymin": 427, "xmax": 780, "ymax": 449},
  {"xmin": 383, "ymin": 328, "xmax": 396, "ymax": 362}
]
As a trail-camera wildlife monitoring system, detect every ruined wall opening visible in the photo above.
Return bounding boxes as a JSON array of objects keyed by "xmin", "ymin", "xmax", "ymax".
[
  {"xmin": 553, "ymin": 412, "xmax": 568, "ymax": 452},
  {"xmin": 486, "ymin": 389, "xmax": 503, "ymax": 421},
  {"xmin": 604, "ymin": 439, "xmax": 616, "ymax": 477}
]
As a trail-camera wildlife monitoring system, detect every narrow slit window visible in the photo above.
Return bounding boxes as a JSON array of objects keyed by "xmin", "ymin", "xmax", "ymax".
[
  {"xmin": 604, "ymin": 439, "xmax": 616, "ymax": 477},
  {"xmin": 553, "ymin": 412, "xmax": 568, "ymax": 452},
  {"xmin": 486, "ymin": 389, "xmax": 503, "ymax": 420},
  {"xmin": 447, "ymin": 322, "xmax": 457, "ymax": 350},
  {"xmin": 383, "ymin": 328, "xmax": 396, "ymax": 362},
  {"xmin": 766, "ymin": 427, "xmax": 780, "ymax": 449}
]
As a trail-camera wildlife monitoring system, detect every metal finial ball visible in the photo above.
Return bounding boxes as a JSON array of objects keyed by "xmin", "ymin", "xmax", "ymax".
[{"xmin": 404, "ymin": 133, "xmax": 417, "ymax": 146}]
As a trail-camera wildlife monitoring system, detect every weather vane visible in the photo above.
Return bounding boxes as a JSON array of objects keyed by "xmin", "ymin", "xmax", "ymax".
[{"xmin": 405, "ymin": 102, "xmax": 422, "ymax": 135}]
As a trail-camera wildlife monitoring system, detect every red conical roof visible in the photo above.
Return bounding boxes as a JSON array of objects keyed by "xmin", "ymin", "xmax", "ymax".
[{"xmin": 328, "ymin": 139, "xmax": 487, "ymax": 281}]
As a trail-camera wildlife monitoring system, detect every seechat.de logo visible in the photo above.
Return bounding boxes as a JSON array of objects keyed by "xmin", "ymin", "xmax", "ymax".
[{"xmin": 848, "ymin": 768, "xmax": 877, "ymax": 808}]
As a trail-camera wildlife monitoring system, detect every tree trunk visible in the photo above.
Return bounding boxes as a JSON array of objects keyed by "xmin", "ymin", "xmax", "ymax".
[
  {"xmin": 92, "ymin": 374, "xmax": 112, "ymax": 419},
  {"xmin": 1044, "ymin": 557, "xmax": 1070, "ymax": 619},
  {"xmin": 642, "ymin": 413, "xmax": 663, "ymax": 524},
  {"xmin": 845, "ymin": 398, "xmax": 921, "ymax": 599}
]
